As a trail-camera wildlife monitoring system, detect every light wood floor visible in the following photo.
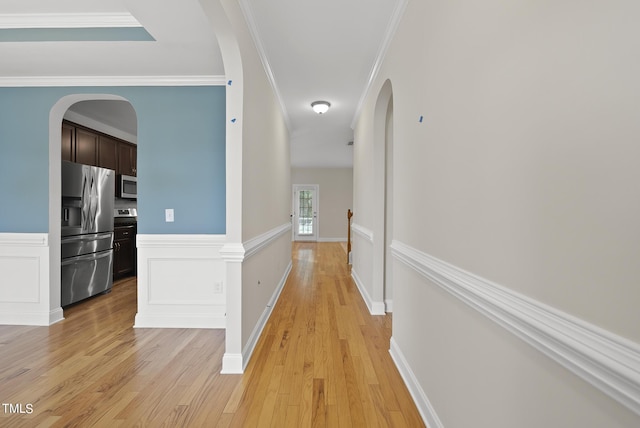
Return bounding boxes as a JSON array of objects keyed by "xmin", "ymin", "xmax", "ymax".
[{"xmin": 0, "ymin": 242, "xmax": 424, "ymax": 427}]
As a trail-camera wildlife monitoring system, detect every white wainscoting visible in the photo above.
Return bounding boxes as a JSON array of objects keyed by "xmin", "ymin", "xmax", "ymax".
[
  {"xmin": 0, "ymin": 233, "xmax": 62, "ymax": 325},
  {"xmin": 390, "ymin": 239, "xmax": 640, "ymax": 418},
  {"xmin": 135, "ymin": 234, "xmax": 227, "ymax": 329}
]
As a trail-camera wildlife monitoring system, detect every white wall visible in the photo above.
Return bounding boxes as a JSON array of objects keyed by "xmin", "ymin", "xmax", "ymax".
[
  {"xmin": 291, "ymin": 167, "xmax": 353, "ymax": 241},
  {"xmin": 353, "ymin": 0, "xmax": 640, "ymax": 426}
]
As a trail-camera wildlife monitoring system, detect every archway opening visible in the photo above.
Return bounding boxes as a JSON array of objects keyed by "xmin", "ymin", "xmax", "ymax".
[
  {"xmin": 372, "ymin": 79, "xmax": 394, "ymax": 315},
  {"xmin": 49, "ymin": 95, "xmax": 138, "ymax": 320}
]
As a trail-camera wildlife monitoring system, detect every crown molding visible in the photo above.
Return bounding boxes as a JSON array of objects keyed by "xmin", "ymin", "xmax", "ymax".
[
  {"xmin": 0, "ymin": 13, "xmax": 141, "ymax": 29},
  {"xmin": 0, "ymin": 75, "xmax": 227, "ymax": 87},
  {"xmin": 351, "ymin": 0, "xmax": 408, "ymax": 129},
  {"xmin": 237, "ymin": 0, "xmax": 292, "ymax": 132}
]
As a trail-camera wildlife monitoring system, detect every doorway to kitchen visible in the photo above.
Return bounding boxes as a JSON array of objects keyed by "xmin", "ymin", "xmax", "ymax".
[
  {"xmin": 292, "ymin": 184, "xmax": 319, "ymax": 241},
  {"xmin": 52, "ymin": 95, "xmax": 139, "ymax": 318},
  {"xmin": 65, "ymin": 100, "xmax": 138, "ymax": 309}
]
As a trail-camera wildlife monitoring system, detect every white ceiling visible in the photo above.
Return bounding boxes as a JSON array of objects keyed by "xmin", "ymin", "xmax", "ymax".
[{"xmin": 0, "ymin": 0, "xmax": 401, "ymax": 168}]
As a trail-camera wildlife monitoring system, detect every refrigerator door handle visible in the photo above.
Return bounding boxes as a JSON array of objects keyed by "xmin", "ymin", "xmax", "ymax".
[
  {"xmin": 61, "ymin": 232, "xmax": 112, "ymax": 243},
  {"xmin": 61, "ymin": 249, "xmax": 112, "ymax": 266}
]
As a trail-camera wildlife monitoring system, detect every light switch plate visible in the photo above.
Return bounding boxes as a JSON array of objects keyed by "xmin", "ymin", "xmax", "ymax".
[{"xmin": 165, "ymin": 209, "xmax": 174, "ymax": 222}]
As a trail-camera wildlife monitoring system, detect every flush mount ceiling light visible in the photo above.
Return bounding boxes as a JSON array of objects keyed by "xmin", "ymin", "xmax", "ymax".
[{"xmin": 311, "ymin": 101, "xmax": 331, "ymax": 114}]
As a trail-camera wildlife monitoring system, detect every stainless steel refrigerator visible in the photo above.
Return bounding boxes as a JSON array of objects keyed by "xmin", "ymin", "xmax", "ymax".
[{"xmin": 61, "ymin": 161, "xmax": 115, "ymax": 306}]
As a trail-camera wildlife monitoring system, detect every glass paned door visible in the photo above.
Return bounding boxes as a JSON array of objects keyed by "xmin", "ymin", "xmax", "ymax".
[{"xmin": 293, "ymin": 185, "xmax": 318, "ymax": 241}]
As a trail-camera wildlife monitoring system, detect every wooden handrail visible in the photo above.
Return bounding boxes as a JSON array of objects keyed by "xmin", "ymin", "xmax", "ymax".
[{"xmin": 347, "ymin": 209, "xmax": 353, "ymax": 264}]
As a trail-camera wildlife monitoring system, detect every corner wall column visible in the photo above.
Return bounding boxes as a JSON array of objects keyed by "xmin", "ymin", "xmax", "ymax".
[{"xmin": 220, "ymin": 243, "xmax": 245, "ymax": 373}]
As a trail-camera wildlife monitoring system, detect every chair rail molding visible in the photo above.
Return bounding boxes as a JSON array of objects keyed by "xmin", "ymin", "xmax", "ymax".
[
  {"xmin": 351, "ymin": 223, "xmax": 374, "ymax": 243},
  {"xmin": 242, "ymin": 222, "xmax": 291, "ymax": 259},
  {"xmin": 390, "ymin": 239, "xmax": 640, "ymax": 416}
]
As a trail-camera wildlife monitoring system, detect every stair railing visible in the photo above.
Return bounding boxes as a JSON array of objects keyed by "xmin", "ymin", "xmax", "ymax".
[{"xmin": 347, "ymin": 209, "xmax": 353, "ymax": 264}]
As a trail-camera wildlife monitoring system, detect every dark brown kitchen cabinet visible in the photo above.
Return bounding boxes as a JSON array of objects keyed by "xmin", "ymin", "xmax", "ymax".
[
  {"xmin": 75, "ymin": 127, "xmax": 99, "ymax": 166},
  {"xmin": 61, "ymin": 122, "xmax": 75, "ymax": 162},
  {"xmin": 98, "ymin": 135, "xmax": 118, "ymax": 171},
  {"xmin": 118, "ymin": 142, "xmax": 137, "ymax": 176},
  {"xmin": 62, "ymin": 120, "xmax": 137, "ymax": 177},
  {"xmin": 114, "ymin": 224, "xmax": 136, "ymax": 279}
]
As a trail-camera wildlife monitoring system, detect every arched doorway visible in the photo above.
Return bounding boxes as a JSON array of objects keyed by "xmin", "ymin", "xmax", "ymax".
[
  {"xmin": 372, "ymin": 80, "xmax": 394, "ymax": 313},
  {"xmin": 48, "ymin": 94, "xmax": 137, "ymax": 319},
  {"xmin": 383, "ymin": 96, "xmax": 394, "ymax": 311}
]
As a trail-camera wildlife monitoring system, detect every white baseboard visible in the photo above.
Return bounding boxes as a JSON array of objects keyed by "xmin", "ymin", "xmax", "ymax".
[
  {"xmin": 221, "ymin": 353, "xmax": 244, "ymax": 374},
  {"xmin": 242, "ymin": 260, "xmax": 293, "ymax": 370},
  {"xmin": 49, "ymin": 307, "xmax": 64, "ymax": 325},
  {"xmin": 0, "ymin": 308, "xmax": 64, "ymax": 326},
  {"xmin": 391, "ymin": 239, "xmax": 640, "ymax": 417},
  {"xmin": 351, "ymin": 268, "xmax": 385, "ymax": 315},
  {"xmin": 134, "ymin": 313, "xmax": 225, "ymax": 329},
  {"xmin": 390, "ymin": 337, "xmax": 443, "ymax": 428},
  {"xmin": 317, "ymin": 237, "xmax": 347, "ymax": 242},
  {"xmin": 385, "ymin": 299, "xmax": 393, "ymax": 313},
  {"xmin": 133, "ymin": 310, "xmax": 225, "ymax": 329}
]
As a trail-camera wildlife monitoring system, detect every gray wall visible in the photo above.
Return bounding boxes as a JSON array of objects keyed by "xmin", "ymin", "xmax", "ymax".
[
  {"xmin": 353, "ymin": 0, "xmax": 640, "ymax": 426},
  {"xmin": 292, "ymin": 167, "xmax": 353, "ymax": 241}
]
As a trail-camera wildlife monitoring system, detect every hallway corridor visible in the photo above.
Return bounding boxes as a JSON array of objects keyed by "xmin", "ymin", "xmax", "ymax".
[
  {"xmin": 228, "ymin": 242, "xmax": 424, "ymax": 426},
  {"xmin": 0, "ymin": 243, "xmax": 423, "ymax": 427}
]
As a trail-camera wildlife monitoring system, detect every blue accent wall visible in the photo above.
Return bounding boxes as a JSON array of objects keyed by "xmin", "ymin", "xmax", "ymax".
[
  {"xmin": 0, "ymin": 86, "xmax": 226, "ymax": 234},
  {"xmin": 0, "ymin": 27, "xmax": 155, "ymax": 42}
]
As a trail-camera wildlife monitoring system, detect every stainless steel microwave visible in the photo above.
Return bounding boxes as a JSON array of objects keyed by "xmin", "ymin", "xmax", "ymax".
[{"xmin": 118, "ymin": 174, "xmax": 137, "ymax": 199}]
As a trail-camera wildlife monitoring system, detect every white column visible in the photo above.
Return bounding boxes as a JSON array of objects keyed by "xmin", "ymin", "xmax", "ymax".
[{"xmin": 220, "ymin": 243, "xmax": 245, "ymax": 373}]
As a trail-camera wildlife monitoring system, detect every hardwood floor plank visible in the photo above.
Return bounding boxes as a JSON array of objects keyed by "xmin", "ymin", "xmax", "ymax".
[
  {"xmin": 183, "ymin": 370, "xmax": 239, "ymax": 426},
  {"xmin": 0, "ymin": 243, "xmax": 424, "ymax": 427},
  {"xmin": 256, "ymin": 364, "xmax": 284, "ymax": 426},
  {"xmin": 283, "ymin": 404, "xmax": 300, "ymax": 428},
  {"xmin": 339, "ymin": 339, "xmax": 367, "ymax": 427},
  {"xmin": 311, "ymin": 378, "xmax": 327, "ymax": 427},
  {"xmin": 268, "ymin": 392, "xmax": 290, "ymax": 428}
]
